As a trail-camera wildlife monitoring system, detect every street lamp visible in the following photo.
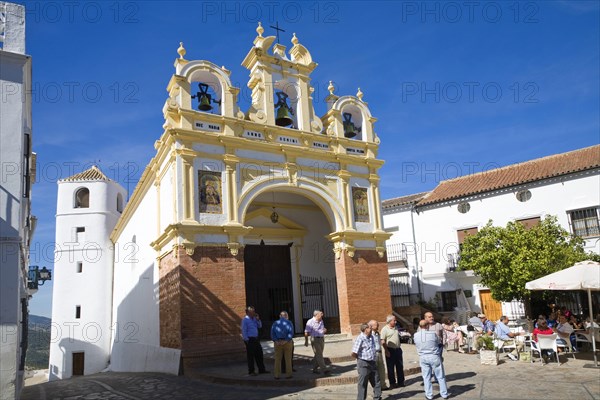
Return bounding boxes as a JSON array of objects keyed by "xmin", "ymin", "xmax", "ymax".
[{"xmin": 28, "ymin": 266, "xmax": 52, "ymax": 290}]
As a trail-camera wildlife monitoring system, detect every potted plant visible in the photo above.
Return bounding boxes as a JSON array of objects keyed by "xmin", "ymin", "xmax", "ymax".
[{"xmin": 477, "ymin": 335, "xmax": 498, "ymax": 365}]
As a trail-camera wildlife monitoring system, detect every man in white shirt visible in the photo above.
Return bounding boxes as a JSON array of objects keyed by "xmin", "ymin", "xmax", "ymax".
[{"xmin": 555, "ymin": 314, "xmax": 575, "ymax": 351}]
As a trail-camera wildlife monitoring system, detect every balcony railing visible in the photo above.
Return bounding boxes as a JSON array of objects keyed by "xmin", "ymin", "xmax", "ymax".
[
  {"xmin": 447, "ymin": 253, "xmax": 460, "ymax": 272},
  {"xmin": 386, "ymin": 243, "xmax": 407, "ymax": 263}
]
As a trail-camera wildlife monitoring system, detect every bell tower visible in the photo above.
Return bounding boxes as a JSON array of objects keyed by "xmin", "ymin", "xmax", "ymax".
[{"xmin": 241, "ymin": 23, "xmax": 323, "ymax": 133}]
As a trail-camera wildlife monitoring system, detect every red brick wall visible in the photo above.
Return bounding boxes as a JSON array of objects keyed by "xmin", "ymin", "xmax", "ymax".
[
  {"xmin": 335, "ymin": 249, "xmax": 391, "ymax": 335},
  {"xmin": 178, "ymin": 245, "xmax": 247, "ymax": 358},
  {"xmin": 159, "ymin": 248, "xmax": 182, "ymax": 349}
]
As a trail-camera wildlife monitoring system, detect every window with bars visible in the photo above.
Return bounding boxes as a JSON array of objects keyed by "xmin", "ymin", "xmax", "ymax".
[
  {"xmin": 570, "ymin": 208, "xmax": 600, "ymax": 237},
  {"xmin": 438, "ymin": 291, "xmax": 458, "ymax": 312}
]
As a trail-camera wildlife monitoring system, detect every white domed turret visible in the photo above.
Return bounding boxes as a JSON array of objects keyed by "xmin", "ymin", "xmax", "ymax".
[{"xmin": 49, "ymin": 166, "xmax": 127, "ymax": 380}]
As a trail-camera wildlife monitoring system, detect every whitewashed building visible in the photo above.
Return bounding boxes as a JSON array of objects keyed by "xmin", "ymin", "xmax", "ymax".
[
  {"xmin": 0, "ymin": 3, "xmax": 36, "ymax": 399},
  {"xmin": 383, "ymin": 145, "xmax": 600, "ymax": 322},
  {"xmin": 48, "ymin": 167, "xmax": 127, "ymax": 380}
]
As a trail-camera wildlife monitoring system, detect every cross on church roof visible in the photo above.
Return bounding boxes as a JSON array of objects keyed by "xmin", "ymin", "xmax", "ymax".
[{"xmin": 270, "ymin": 22, "xmax": 285, "ymax": 44}]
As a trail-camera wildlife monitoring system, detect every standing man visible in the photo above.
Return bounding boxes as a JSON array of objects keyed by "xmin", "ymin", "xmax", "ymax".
[
  {"xmin": 241, "ymin": 306, "xmax": 268, "ymax": 376},
  {"xmin": 352, "ymin": 322, "xmax": 382, "ymax": 400},
  {"xmin": 495, "ymin": 316, "xmax": 524, "ymax": 361},
  {"xmin": 368, "ymin": 320, "xmax": 389, "ymax": 391},
  {"xmin": 304, "ymin": 310, "xmax": 330, "ymax": 374},
  {"xmin": 271, "ymin": 311, "xmax": 294, "ymax": 379},
  {"xmin": 414, "ymin": 320, "xmax": 449, "ymax": 400},
  {"xmin": 380, "ymin": 314, "xmax": 405, "ymax": 388},
  {"xmin": 424, "ymin": 312, "xmax": 444, "ymax": 343}
]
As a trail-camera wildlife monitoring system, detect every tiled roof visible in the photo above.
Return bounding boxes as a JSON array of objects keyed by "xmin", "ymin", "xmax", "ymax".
[
  {"xmin": 61, "ymin": 166, "xmax": 110, "ymax": 182},
  {"xmin": 382, "ymin": 192, "xmax": 430, "ymax": 209},
  {"xmin": 417, "ymin": 145, "xmax": 600, "ymax": 206}
]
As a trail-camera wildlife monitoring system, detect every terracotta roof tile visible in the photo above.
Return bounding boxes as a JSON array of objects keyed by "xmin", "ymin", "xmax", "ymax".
[
  {"xmin": 382, "ymin": 191, "xmax": 430, "ymax": 209},
  {"xmin": 417, "ymin": 145, "xmax": 600, "ymax": 206},
  {"xmin": 61, "ymin": 165, "xmax": 111, "ymax": 182}
]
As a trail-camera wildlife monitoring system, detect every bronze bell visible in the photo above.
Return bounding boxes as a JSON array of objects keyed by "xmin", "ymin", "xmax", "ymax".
[
  {"xmin": 192, "ymin": 83, "xmax": 220, "ymax": 112},
  {"xmin": 275, "ymin": 91, "xmax": 294, "ymax": 127},
  {"xmin": 343, "ymin": 112, "xmax": 357, "ymax": 138}
]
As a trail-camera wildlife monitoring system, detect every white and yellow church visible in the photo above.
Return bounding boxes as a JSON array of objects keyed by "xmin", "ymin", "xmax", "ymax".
[{"xmin": 49, "ymin": 24, "xmax": 393, "ymax": 379}]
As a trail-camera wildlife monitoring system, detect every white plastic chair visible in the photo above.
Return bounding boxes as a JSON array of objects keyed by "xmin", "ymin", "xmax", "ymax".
[
  {"xmin": 531, "ymin": 333, "xmax": 559, "ymax": 365},
  {"xmin": 575, "ymin": 327, "xmax": 600, "ymax": 351}
]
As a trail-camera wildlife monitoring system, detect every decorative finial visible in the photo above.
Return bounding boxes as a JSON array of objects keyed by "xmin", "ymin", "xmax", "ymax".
[
  {"xmin": 356, "ymin": 87, "xmax": 364, "ymax": 101},
  {"xmin": 328, "ymin": 81, "xmax": 335, "ymax": 95},
  {"xmin": 177, "ymin": 42, "xmax": 186, "ymax": 59},
  {"xmin": 291, "ymin": 32, "xmax": 299, "ymax": 45},
  {"xmin": 256, "ymin": 22, "xmax": 264, "ymax": 37}
]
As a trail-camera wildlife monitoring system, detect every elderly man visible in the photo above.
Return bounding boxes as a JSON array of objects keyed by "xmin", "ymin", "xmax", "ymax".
[
  {"xmin": 241, "ymin": 306, "xmax": 268, "ymax": 376},
  {"xmin": 473, "ymin": 313, "xmax": 495, "ymax": 350},
  {"xmin": 271, "ymin": 311, "xmax": 294, "ymax": 379},
  {"xmin": 495, "ymin": 316, "xmax": 524, "ymax": 361},
  {"xmin": 304, "ymin": 310, "xmax": 330, "ymax": 374},
  {"xmin": 424, "ymin": 312, "xmax": 444, "ymax": 343},
  {"xmin": 352, "ymin": 322, "xmax": 382, "ymax": 400},
  {"xmin": 414, "ymin": 320, "xmax": 449, "ymax": 400},
  {"xmin": 380, "ymin": 314, "xmax": 404, "ymax": 388},
  {"xmin": 368, "ymin": 320, "xmax": 389, "ymax": 391}
]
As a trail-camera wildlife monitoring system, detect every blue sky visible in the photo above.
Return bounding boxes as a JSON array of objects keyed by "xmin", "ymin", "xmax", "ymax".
[{"xmin": 21, "ymin": 1, "xmax": 599, "ymax": 318}]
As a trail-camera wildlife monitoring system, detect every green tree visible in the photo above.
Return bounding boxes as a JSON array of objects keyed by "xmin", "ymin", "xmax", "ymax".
[{"xmin": 459, "ymin": 215, "xmax": 591, "ymax": 302}]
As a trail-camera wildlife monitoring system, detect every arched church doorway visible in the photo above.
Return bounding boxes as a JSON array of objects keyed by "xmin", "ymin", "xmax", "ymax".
[
  {"xmin": 243, "ymin": 189, "xmax": 340, "ymax": 338},
  {"xmin": 244, "ymin": 243, "xmax": 294, "ymax": 339}
]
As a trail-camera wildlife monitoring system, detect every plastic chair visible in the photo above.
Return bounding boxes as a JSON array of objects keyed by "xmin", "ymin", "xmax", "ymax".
[
  {"xmin": 531, "ymin": 333, "xmax": 559, "ymax": 365},
  {"xmin": 575, "ymin": 327, "xmax": 599, "ymax": 351}
]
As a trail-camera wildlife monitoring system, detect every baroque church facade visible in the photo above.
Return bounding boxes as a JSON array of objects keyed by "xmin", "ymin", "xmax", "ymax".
[{"xmin": 50, "ymin": 25, "xmax": 392, "ymax": 379}]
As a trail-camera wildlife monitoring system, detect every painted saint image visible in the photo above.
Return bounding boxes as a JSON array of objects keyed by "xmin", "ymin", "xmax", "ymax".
[
  {"xmin": 352, "ymin": 187, "xmax": 369, "ymax": 223},
  {"xmin": 199, "ymin": 171, "xmax": 222, "ymax": 213}
]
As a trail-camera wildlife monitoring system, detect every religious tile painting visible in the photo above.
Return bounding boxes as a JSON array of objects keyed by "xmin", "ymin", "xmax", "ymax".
[
  {"xmin": 199, "ymin": 170, "xmax": 222, "ymax": 213},
  {"xmin": 352, "ymin": 187, "xmax": 369, "ymax": 223}
]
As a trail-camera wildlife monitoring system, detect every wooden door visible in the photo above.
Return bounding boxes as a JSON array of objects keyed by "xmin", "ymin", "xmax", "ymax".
[
  {"xmin": 479, "ymin": 290, "xmax": 502, "ymax": 322},
  {"xmin": 72, "ymin": 352, "xmax": 84, "ymax": 376},
  {"xmin": 244, "ymin": 244, "xmax": 293, "ymax": 339}
]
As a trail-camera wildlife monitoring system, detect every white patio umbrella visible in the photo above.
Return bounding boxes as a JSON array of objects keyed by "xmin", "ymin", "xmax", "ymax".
[{"xmin": 525, "ymin": 260, "xmax": 600, "ymax": 367}]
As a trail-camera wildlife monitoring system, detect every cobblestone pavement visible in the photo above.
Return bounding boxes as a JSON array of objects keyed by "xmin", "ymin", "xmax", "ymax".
[{"xmin": 22, "ymin": 343, "xmax": 600, "ymax": 400}]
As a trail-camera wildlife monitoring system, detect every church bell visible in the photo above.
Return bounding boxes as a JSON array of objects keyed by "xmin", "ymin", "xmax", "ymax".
[
  {"xmin": 343, "ymin": 112, "xmax": 358, "ymax": 138},
  {"xmin": 275, "ymin": 91, "xmax": 294, "ymax": 127},
  {"xmin": 192, "ymin": 83, "xmax": 221, "ymax": 112}
]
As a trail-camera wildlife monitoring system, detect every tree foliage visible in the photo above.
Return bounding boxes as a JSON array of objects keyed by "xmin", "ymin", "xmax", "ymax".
[{"xmin": 459, "ymin": 216, "xmax": 592, "ymax": 302}]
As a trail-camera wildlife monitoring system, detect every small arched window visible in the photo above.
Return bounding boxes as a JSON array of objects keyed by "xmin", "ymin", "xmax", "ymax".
[
  {"xmin": 75, "ymin": 188, "xmax": 89, "ymax": 208},
  {"xmin": 117, "ymin": 193, "xmax": 124, "ymax": 213}
]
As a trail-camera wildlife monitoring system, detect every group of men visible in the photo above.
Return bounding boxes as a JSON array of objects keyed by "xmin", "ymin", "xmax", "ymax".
[
  {"xmin": 468, "ymin": 311, "xmax": 526, "ymax": 360},
  {"xmin": 242, "ymin": 307, "xmax": 451, "ymax": 399},
  {"xmin": 352, "ymin": 311, "xmax": 448, "ymax": 400},
  {"xmin": 241, "ymin": 307, "xmax": 330, "ymax": 379}
]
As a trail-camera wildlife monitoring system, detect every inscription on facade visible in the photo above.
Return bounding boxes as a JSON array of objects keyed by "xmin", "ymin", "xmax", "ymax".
[
  {"xmin": 243, "ymin": 130, "xmax": 264, "ymax": 140},
  {"xmin": 195, "ymin": 121, "xmax": 222, "ymax": 132},
  {"xmin": 277, "ymin": 136, "xmax": 300, "ymax": 145},
  {"xmin": 312, "ymin": 142, "xmax": 329, "ymax": 150},
  {"xmin": 347, "ymin": 147, "xmax": 365, "ymax": 155}
]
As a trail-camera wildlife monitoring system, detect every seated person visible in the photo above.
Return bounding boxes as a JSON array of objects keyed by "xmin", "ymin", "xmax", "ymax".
[
  {"xmin": 441, "ymin": 317, "xmax": 465, "ymax": 353},
  {"xmin": 569, "ymin": 315, "xmax": 583, "ymax": 330},
  {"xmin": 555, "ymin": 314, "xmax": 576, "ymax": 351},
  {"xmin": 546, "ymin": 312, "xmax": 558, "ymax": 329},
  {"xmin": 584, "ymin": 317, "xmax": 600, "ymax": 332},
  {"xmin": 473, "ymin": 314, "xmax": 495, "ymax": 350},
  {"xmin": 468, "ymin": 312, "xmax": 483, "ymax": 329},
  {"xmin": 532, "ymin": 318, "xmax": 555, "ymax": 363},
  {"xmin": 494, "ymin": 316, "xmax": 524, "ymax": 361}
]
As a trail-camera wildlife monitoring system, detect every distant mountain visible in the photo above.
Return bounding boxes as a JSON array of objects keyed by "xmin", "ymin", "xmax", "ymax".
[{"xmin": 26, "ymin": 315, "xmax": 51, "ymax": 370}]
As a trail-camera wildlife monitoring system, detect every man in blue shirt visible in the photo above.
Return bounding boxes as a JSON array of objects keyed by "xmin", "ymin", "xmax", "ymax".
[
  {"xmin": 352, "ymin": 322, "xmax": 382, "ymax": 400},
  {"xmin": 271, "ymin": 311, "xmax": 294, "ymax": 379},
  {"xmin": 494, "ymin": 316, "xmax": 524, "ymax": 361},
  {"xmin": 414, "ymin": 320, "xmax": 449, "ymax": 400},
  {"xmin": 241, "ymin": 306, "xmax": 268, "ymax": 376}
]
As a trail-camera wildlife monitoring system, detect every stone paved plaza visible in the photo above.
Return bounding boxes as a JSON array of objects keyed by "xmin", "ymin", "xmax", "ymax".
[{"xmin": 22, "ymin": 337, "xmax": 600, "ymax": 400}]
